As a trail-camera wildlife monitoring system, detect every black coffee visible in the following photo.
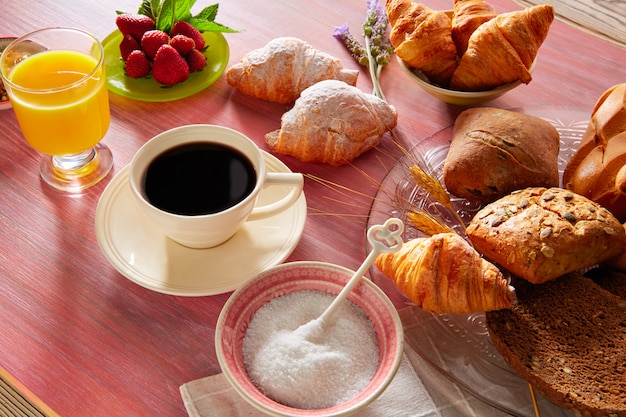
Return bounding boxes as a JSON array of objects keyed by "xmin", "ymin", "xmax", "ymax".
[{"xmin": 143, "ymin": 142, "xmax": 257, "ymax": 216}]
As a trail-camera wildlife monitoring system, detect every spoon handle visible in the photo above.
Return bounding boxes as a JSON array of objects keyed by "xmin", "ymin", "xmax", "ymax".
[{"xmin": 318, "ymin": 218, "xmax": 404, "ymax": 324}]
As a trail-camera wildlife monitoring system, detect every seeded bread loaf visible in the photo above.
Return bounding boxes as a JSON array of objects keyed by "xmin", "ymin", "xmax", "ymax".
[
  {"xmin": 486, "ymin": 272, "xmax": 626, "ymax": 417},
  {"xmin": 604, "ymin": 223, "xmax": 626, "ymax": 273},
  {"xmin": 466, "ymin": 187, "xmax": 626, "ymax": 284},
  {"xmin": 443, "ymin": 107, "xmax": 560, "ymax": 204}
]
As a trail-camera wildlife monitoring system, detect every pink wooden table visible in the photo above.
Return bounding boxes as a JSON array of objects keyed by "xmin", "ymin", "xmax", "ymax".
[{"xmin": 1, "ymin": 0, "xmax": 624, "ymax": 415}]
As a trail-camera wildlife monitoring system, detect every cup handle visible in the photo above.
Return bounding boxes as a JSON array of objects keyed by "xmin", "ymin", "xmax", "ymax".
[{"xmin": 247, "ymin": 172, "xmax": 304, "ymax": 221}]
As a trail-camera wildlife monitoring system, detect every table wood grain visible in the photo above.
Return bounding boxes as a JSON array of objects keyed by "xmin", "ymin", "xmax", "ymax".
[{"xmin": 1, "ymin": 0, "xmax": 625, "ymax": 416}]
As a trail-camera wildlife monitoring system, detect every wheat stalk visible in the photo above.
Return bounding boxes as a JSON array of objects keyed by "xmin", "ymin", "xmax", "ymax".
[
  {"xmin": 406, "ymin": 210, "xmax": 456, "ymax": 236},
  {"xmin": 303, "ymin": 141, "xmax": 469, "ymax": 237},
  {"xmin": 407, "ymin": 164, "xmax": 467, "ymax": 233},
  {"xmin": 408, "ymin": 165, "xmax": 452, "ymax": 209}
]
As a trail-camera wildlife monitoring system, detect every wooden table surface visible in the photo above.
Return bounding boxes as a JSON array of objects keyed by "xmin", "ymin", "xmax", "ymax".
[{"xmin": 1, "ymin": 0, "xmax": 624, "ymax": 416}]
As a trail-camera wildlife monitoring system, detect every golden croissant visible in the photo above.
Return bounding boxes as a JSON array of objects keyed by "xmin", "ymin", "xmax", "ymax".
[
  {"xmin": 386, "ymin": 0, "xmax": 459, "ymax": 86},
  {"xmin": 265, "ymin": 80, "xmax": 397, "ymax": 166},
  {"xmin": 375, "ymin": 233, "xmax": 515, "ymax": 314},
  {"xmin": 225, "ymin": 37, "xmax": 359, "ymax": 104},
  {"xmin": 451, "ymin": 0, "xmax": 498, "ymax": 55},
  {"xmin": 450, "ymin": 4, "xmax": 554, "ymax": 91}
]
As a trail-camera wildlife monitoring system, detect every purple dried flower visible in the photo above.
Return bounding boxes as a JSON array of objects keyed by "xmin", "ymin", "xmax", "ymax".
[
  {"xmin": 333, "ymin": 23, "xmax": 350, "ymax": 41},
  {"xmin": 367, "ymin": 0, "xmax": 383, "ymax": 15},
  {"xmin": 333, "ymin": 0, "xmax": 394, "ymax": 101},
  {"xmin": 334, "ymin": 23, "xmax": 369, "ymax": 66}
]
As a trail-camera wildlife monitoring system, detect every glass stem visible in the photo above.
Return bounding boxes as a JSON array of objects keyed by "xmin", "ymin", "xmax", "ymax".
[{"xmin": 52, "ymin": 148, "xmax": 96, "ymax": 172}]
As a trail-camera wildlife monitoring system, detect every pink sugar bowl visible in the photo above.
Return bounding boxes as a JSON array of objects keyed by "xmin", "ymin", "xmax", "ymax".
[{"xmin": 215, "ymin": 261, "xmax": 404, "ymax": 417}]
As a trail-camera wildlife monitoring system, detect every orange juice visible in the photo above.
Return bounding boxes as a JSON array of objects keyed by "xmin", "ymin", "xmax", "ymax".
[{"xmin": 8, "ymin": 50, "xmax": 110, "ymax": 156}]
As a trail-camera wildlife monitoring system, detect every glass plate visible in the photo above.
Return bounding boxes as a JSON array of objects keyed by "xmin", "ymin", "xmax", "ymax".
[
  {"xmin": 367, "ymin": 107, "xmax": 588, "ymax": 417},
  {"xmin": 102, "ymin": 30, "xmax": 229, "ymax": 102}
]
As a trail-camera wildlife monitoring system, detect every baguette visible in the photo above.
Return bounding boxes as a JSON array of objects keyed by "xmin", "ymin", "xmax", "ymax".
[{"xmin": 563, "ymin": 83, "xmax": 626, "ymax": 222}]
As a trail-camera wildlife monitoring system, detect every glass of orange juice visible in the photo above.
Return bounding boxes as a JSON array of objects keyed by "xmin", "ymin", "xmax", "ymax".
[{"xmin": 0, "ymin": 27, "xmax": 113, "ymax": 192}]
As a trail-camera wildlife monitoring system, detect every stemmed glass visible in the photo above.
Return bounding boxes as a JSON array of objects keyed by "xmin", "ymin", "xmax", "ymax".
[{"xmin": 0, "ymin": 27, "xmax": 113, "ymax": 192}]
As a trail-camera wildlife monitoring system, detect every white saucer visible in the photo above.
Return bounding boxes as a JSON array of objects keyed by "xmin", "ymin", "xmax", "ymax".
[{"xmin": 95, "ymin": 151, "xmax": 307, "ymax": 296}]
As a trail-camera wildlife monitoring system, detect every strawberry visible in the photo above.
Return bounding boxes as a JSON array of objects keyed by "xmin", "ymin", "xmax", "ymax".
[
  {"xmin": 141, "ymin": 30, "xmax": 170, "ymax": 59},
  {"xmin": 152, "ymin": 45, "xmax": 189, "ymax": 86},
  {"xmin": 125, "ymin": 50, "xmax": 151, "ymax": 78},
  {"xmin": 186, "ymin": 48, "xmax": 207, "ymax": 72},
  {"xmin": 115, "ymin": 14, "xmax": 155, "ymax": 42},
  {"xmin": 170, "ymin": 35, "xmax": 195, "ymax": 57},
  {"xmin": 119, "ymin": 34, "xmax": 140, "ymax": 61},
  {"xmin": 171, "ymin": 21, "xmax": 205, "ymax": 50}
]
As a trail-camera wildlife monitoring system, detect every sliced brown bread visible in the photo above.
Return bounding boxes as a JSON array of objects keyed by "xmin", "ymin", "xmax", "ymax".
[
  {"xmin": 486, "ymin": 272, "xmax": 626, "ymax": 417},
  {"xmin": 587, "ymin": 268, "xmax": 626, "ymax": 298}
]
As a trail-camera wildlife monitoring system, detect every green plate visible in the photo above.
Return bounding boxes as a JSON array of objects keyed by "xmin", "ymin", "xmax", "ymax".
[{"xmin": 102, "ymin": 30, "xmax": 229, "ymax": 102}]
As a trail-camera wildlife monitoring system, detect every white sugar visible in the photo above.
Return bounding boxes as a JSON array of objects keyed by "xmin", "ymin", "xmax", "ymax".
[{"xmin": 242, "ymin": 289, "xmax": 379, "ymax": 409}]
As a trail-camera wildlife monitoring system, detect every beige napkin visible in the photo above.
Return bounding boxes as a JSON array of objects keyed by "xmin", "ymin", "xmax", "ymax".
[{"xmin": 180, "ymin": 307, "xmax": 510, "ymax": 417}]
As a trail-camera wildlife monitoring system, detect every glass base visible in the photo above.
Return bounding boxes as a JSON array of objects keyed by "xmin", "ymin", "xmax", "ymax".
[{"xmin": 40, "ymin": 143, "xmax": 114, "ymax": 192}]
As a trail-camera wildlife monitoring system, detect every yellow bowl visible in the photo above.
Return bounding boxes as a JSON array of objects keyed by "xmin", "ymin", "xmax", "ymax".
[{"xmin": 397, "ymin": 56, "xmax": 535, "ymax": 106}]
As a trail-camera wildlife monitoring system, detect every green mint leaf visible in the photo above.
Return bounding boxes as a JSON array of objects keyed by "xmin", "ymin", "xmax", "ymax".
[
  {"xmin": 137, "ymin": 0, "xmax": 161, "ymax": 21},
  {"xmin": 154, "ymin": 0, "xmax": 175, "ymax": 32},
  {"xmin": 190, "ymin": 18, "xmax": 239, "ymax": 33},
  {"xmin": 190, "ymin": 4, "xmax": 240, "ymax": 33},
  {"xmin": 129, "ymin": 0, "xmax": 239, "ymax": 35},
  {"xmin": 172, "ymin": 0, "xmax": 197, "ymax": 21},
  {"xmin": 149, "ymin": 0, "xmax": 195, "ymax": 33},
  {"xmin": 194, "ymin": 4, "xmax": 219, "ymax": 22}
]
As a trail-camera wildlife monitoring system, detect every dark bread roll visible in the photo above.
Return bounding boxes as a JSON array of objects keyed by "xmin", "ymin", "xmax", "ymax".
[
  {"xmin": 466, "ymin": 187, "xmax": 626, "ymax": 284},
  {"xmin": 443, "ymin": 107, "xmax": 560, "ymax": 204},
  {"xmin": 486, "ymin": 273, "xmax": 626, "ymax": 417}
]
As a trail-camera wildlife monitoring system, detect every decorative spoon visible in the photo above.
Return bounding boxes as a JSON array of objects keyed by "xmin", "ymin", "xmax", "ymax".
[{"xmin": 296, "ymin": 217, "xmax": 404, "ymax": 340}]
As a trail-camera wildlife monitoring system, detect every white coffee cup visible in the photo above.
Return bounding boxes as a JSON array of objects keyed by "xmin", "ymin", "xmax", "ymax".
[{"xmin": 129, "ymin": 124, "xmax": 304, "ymax": 249}]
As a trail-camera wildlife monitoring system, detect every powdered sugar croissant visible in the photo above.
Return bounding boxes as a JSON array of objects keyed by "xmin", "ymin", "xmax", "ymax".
[
  {"xmin": 226, "ymin": 37, "xmax": 359, "ymax": 104},
  {"xmin": 265, "ymin": 80, "xmax": 397, "ymax": 166},
  {"xmin": 376, "ymin": 233, "xmax": 515, "ymax": 314}
]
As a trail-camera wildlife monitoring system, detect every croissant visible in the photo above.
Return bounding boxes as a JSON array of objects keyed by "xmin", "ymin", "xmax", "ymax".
[
  {"xmin": 451, "ymin": 0, "xmax": 498, "ymax": 55},
  {"xmin": 386, "ymin": 0, "xmax": 459, "ymax": 86},
  {"xmin": 449, "ymin": 4, "xmax": 554, "ymax": 91},
  {"xmin": 225, "ymin": 37, "xmax": 359, "ymax": 104},
  {"xmin": 265, "ymin": 80, "xmax": 397, "ymax": 166},
  {"xmin": 375, "ymin": 233, "xmax": 515, "ymax": 314}
]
